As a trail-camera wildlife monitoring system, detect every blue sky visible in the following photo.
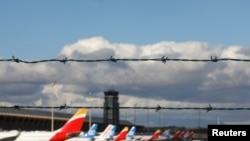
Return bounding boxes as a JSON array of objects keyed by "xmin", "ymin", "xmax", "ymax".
[
  {"xmin": 1, "ymin": 0, "xmax": 250, "ymax": 59},
  {"xmin": 1, "ymin": 0, "xmax": 250, "ymax": 128}
]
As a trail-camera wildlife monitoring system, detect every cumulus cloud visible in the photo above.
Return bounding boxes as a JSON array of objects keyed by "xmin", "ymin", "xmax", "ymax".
[{"xmin": 1, "ymin": 36, "xmax": 250, "ymax": 126}]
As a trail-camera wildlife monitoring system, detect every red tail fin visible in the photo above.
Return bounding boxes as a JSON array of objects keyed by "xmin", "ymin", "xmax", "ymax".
[
  {"xmin": 149, "ymin": 129, "xmax": 161, "ymax": 141},
  {"xmin": 172, "ymin": 130, "xmax": 181, "ymax": 140},
  {"xmin": 49, "ymin": 108, "xmax": 88, "ymax": 141},
  {"xmin": 188, "ymin": 131, "xmax": 194, "ymax": 139},
  {"xmin": 178, "ymin": 131, "xmax": 185, "ymax": 139},
  {"xmin": 114, "ymin": 127, "xmax": 129, "ymax": 141}
]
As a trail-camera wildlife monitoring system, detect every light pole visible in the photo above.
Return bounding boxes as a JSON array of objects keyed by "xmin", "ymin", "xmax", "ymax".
[
  {"xmin": 198, "ymin": 109, "xmax": 201, "ymax": 139},
  {"xmin": 88, "ymin": 92, "xmax": 92, "ymax": 129},
  {"xmin": 158, "ymin": 110, "xmax": 161, "ymax": 127},
  {"xmin": 134, "ymin": 104, "xmax": 137, "ymax": 125},
  {"xmin": 51, "ymin": 81, "xmax": 56, "ymax": 131}
]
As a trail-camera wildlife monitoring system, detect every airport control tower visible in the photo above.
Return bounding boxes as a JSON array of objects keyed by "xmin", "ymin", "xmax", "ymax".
[{"xmin": 103, "ymin": 89, "xmax": 120, "ymax": 125}]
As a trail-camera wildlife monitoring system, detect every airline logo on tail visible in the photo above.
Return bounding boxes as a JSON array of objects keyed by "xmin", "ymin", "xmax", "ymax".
[
  {"xmin": 149, "ymin": 129, "xmax": 161, "ymax": 141},
  {"xmin": 126, "ymin": 126, "xmax": 136, "ymax": 140},
  {"xmin": 171, "ymin": 130, "xmax": 181, "ymax": 140},
  {"xmin": 109, "ymin": 125, "xmax": 117, "ymax": 139},
  {"xmin": 49, "ymin": 108, "xmax": 88, "ymax": 141},
  {"xmin": 98, "ymin": 124, "xmax": 116, "ymax": 139},
  {"xmin": 161, "ymin": 129, "xmax": 171, "ymax": 139},
  {"xmin": 114, "ymin": 127, "xmax": 129, "ymax": 141},
  {"xmin": 95, "ymin": 124, "xmax": 116, "ymax": 141},
  {"xmin": 83, "ymin": 123, "xmax": 98, "ymax": 139}
]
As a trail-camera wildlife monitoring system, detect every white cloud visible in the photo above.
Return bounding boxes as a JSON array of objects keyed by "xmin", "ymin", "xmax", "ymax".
[{"xmin": 1, "ymin": 37, "xmax": 250, "ymax": 127}]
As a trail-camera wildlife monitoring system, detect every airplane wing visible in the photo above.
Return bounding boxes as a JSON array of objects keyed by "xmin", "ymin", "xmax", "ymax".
[{"xmin": 0, "ymin": 130, "xmax": 20, "ymax": 141}]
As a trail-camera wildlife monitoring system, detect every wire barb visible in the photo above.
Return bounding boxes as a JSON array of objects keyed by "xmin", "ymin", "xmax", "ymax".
[
  {"xmin": 109, "ymin": 56, "xmax": 117, "ymax": 62},
  {"xmin": 59, "ymin": 104, "xmax": 69, "ymax": 110},
  {"xmin": 60, "ymin": 57, "xmax": 68, "ymax": 64},
  {"xmin": 155, "ymin": 104, "xmax": 162, "ymax": 112},
  {"xmin": 210, "ymin": 56, "xmax": 218, "ymax": 62},
  {"xmin": 206, "ymin": 104, "xmax": 213, "ymax": 113},
  {"xmin": 12, "ymin": 56, "xmax": 20, "ymax": 63},
  {"xmin": 13, "ymin": 105, "xmax": 21, "ymax": 110},
  {"xmin": 161, "ymin": 56, "xmax": 168, "ymax": 64}
]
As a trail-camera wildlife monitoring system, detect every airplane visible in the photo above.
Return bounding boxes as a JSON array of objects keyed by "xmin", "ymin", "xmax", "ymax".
[
  {"xmin": 94, "ymin": 124, "xmax": 117, "ymax": 141},
  {"xmin": 187, "ymin": 131, "xmax": 194, "ymax": 139},
  {"xmin": 65, "ymin": 123, "xmax": 98, "ymax": 141},
  {"xmin": 154, "ymin": 129, "xmax": 194, "ymax": 141},
  {"xmin": 170, "ymin": 130, "xmax": 181, "ymax": 140},
  {"xmin": 82, "ymin": 123, "xmax": 98, "ymax": 139},
  {"xmin": 115, "ymin": 126, "xmax": 136, "ymax": 141},
  {"xmin": 0, "ymin": 130, "xmax": 20, "ymax": 141},
  {"xmin": 67, "ymin": 124, "xmax": 116, "ymax": 141},
  {"xmin": 153, "ymin": 129, "xmax": 172, "ymax": 141},
  {"xmin": 7, "ymin": 108, "xmax": 88, "ymax": 141},
  {"xmin": 135, "ymin": 129, "xmax": 161, "ymax": 141},
  {"xmin": 113, "ymin": 126, "xmax": 129, "ymax": 141},
  {"xmin": 171, "ymin": 130, "xmax": 193, "ymax": 140},
  {"xmin": 125, "ymin": 126, "xmax": 136, "ymax": 140},
  {"xmin": 182, "ymin": 130, "xmax": 194, "ymax": 140}
]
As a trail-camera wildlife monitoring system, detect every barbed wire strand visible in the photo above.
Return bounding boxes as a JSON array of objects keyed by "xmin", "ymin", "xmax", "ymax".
[
  {"xmin": 1, "ymin": 104, "xmax": 250, "ymax": 113},
  {"xmin": 1, "ymin": 56, "xmax": 250, "ymax": 64}
]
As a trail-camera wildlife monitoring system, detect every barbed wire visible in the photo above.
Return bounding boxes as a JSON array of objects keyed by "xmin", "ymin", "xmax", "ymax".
[
  {"xmin": 1, "ymin": 56, "xmax": 250, "ymax": 64},
  {"xmin": 1, "ymin": 57, "xmax": 250, "ymax": 113},
  {"xmin": 1, "ymin": 104, "xmax": 250, "ymax": 112}
]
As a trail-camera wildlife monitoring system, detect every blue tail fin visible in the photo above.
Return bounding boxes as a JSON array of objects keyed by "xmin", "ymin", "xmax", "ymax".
[
  {"xmin": 126, "ymin": 126, "xmax": 136, "ymax": 139},
  {"xmin": 83, "ymin": 123, "xmax": 98, "ymax": 139},
  {"xmin": 109, "ymin": 125, "xmax": 117, "ymax": 139},
  {"xmin": 164, "ymin": 129, "xmax": 171, "ymax": 139}
]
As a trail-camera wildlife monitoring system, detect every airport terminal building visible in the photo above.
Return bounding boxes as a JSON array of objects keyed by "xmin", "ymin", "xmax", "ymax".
[
  {"xmin": 0, "ymin": 89, "xmax": 206, "ymax": 139},
  {"xmin": 0, "ymin": 90, "xmax": 141, "ymax": 132}
]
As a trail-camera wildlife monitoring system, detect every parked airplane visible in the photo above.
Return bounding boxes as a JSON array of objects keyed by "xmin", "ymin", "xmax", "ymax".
[
  {"xmin": 66, "ymin": 124, "xmax": 116, "ymax": 141},
  {"xmin": 182, "ymin": 130, "xmax": 194, "ymax": 140},
  {"xmin": 125, "ymin": 126, "xmax": 136, "ymax": 140},
  {"xmin": 95, "ymin": 124, "xmax": 116, "ymax": 141},
  {"xmin": 82, "ymin": 123, "xmax": 98, "ymax": 139},
  {"xmin": 9, "ymin": 108, "xmax": 88, "ymax": 141},
  {"xmin": 66, "ymin": 123, "xmax": 98, "ymax": 141},
  {"xmin": 113, "ymin": 126, "xmax": 129, "ymax": 141},
  {"xmin": 155, "ymin": 129, "xmax": 194, "ymax": 141},
  {"xmin": 0, "ymin": 130, "xmax": 20, "ymax": 141},
  {"xmin": 154, "ymin": 129, "xmax": 172, "ymax": 141},
  {"xmin": 136, "ymin": 129, "xmax": 161, "ymax": 141}
]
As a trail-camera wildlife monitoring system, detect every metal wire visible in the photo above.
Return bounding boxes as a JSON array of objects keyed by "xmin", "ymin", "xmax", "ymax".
[
  {"xmin": 1, "ymin": 56, "xmax": 250, "ymax": 64},
  {"xmin": 1, "ymin": 104, "xmax": 250, "ymax": 113}
]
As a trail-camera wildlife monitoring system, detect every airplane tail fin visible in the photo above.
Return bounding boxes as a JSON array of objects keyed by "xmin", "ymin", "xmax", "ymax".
[
  {"xmin": 162, "ymin": 129, "xmax": 171, "ymax": 139},
  {"xmin": 109, "ymin": 125, "xmax": 117, "ymax": 139},
  {"xmin": 149, "ymin": 129, "xmax": 161, "ymax": 141},
  {"xmin": 183, "ymin": 131, "xmax": 190, "ymax": 139},
  {"xmin": 49, "ymin": 108, "xmax": 88, "ymax": 141},
  {"xmin": 83, "ymin": 123, "xmax": 98, "ymax": 139},
  {"xmin": 98, "ymin": 124, "xmax": 114, "ymax": 139},
  {"xmin": 126, "ymin": 126, "xmax": 136, "ymax": 139},
  {"xmin": 178, "ymin": 131, "xmax": 186, "ymax": 139},
  {"xmin": 171, "ymin": 130, "xmax": 181, "ymax": 140},
  {"xmin": 188, "ymin": 131, "xmax": 194, "ymax": 139},
  {"xmin": 114, "ymin": 126, "xmax": 129, "ymax": 141}
]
